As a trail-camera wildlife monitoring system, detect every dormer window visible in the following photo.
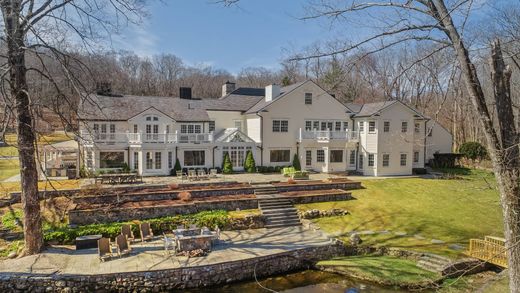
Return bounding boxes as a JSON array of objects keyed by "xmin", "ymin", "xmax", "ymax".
[{"xmin": 146, "ymin": 115, "xmax": 159, "ymax": 121}]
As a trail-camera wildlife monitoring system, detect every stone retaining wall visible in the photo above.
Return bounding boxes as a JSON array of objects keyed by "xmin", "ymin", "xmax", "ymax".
[
  {"xmin": 69, "ymin": 192, "xmax": 352, "ymax": 225},
  {"xmin": 0, "ymin": 244, "xmax": 347, "ymax": 292},
  {"xmin": 275, "ymin": 181, "xmax": 362, "ymax": 192}
]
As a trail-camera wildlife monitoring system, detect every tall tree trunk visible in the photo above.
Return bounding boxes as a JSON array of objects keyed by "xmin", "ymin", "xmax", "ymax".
[
  {"xmin": 432, "ymin": 1, "xmax": 520, "ymax": 291},
  {"xmin": 2, "ymin": 0, "xmax": 43, "ymax": 255}
]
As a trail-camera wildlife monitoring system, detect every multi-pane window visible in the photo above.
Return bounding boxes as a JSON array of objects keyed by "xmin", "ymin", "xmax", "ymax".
[
  {"xmin": 133, "ymin": 152, "xmax": 139, "ymax": 170},
  {"xmin": 401, "ymin": 121, "xmax": 408, "ymax": 133},
  {"xmin": 415, "ymin": 122, "xmax": 420, "ymax": 133},
  {"xmin": 414, "ymin": 151, "xmax": 419, "ymax": 163},
  {"xmin": 368, "ymin": 154, "xmax": 375, "ymax": 167},
  {"xmin": 368, "ymin": 121, "xmax": 376, "ymax": 133},
  {"xmin": 168, "ymin": 152, "xmax": 173, "ymax": 169},
  {"xmin": 194, "ymin": 125, "xmax": 201, "ymax": 133},
  {"xmin": 133, "ymin": 124, "xmax": 138, "ymax": 133},
  {"xmin": 146, "ymin": 116, "xmax": 151, "ymax": 121},
  {"xmin": 184, "ymin": 151, "xmax": 205, "ymax": 166},
  {"xmin": 343, "ymin": 122, "xmax": 349, "ymax": 131},
  {"xmin": 153, "ymin": 116, "xmax": 159, "ymax": 121},
  {"xmin": 349, "ymin": 150, "xmax": 356, "ymax": 166},
  {"xmin": 181, "ymin": 125, "xmax": 187, "ymax": 133},
  {"xmin": 335, "ymin": 122, "xmax": 342, "ymax": 131},
  {"xmin": 305, "ymin": 121, "xmax": 312, "ymax": 131},
  {"xmin": 306, "ymin": 150, "xmax": 312, "ymax": 166},
  {"xmin": 146, "ymin": 152, "xmax": 153, "ymax": 169},
  {"xmin": 383, "ymin": 121, "xmax": 390, "ymax": 132},
  {"xmin": 330, "ymin": 150, "xmax": 343, "ymax": 163},
  {"xmin": 359, "ymin": 121, "xmax": 365, "ymax": 133},
  {"xmin": 317, "ymin": 150, "xmax": 325, "ymax": 163},
  {"xmin": 272, "ymin": 120, "xmax": 288, "ymax": 132},
  {"xmin": 234, "ymin": 120, "xmax": 242, "ymax": 131},
  {"xmin": 155, "ymin": 152, "xmax": 162, "ymax": 169},
  {"xmin": 313, "ymin": 121, "xmax": 319, "ymax": 130},
  {"xmin": 270, "ymin": 150, "xmax": 290, "ymax": 162},
  {"xmin": 305, "ymin": 93, "xmax": 312, "ymax": 104},
  {"xmin": 359, "ymin": 154, "xmax": 364, "ymax": 169},
  {"xmin": 109, "ymin": 124, "xmax": 116, "ymax": 139},
  {"xmin": 209, "ymin": 121, "xmax": 215, "ymax": 132},
  {"xmin": 400, "ymin": 153, "xmax": 407, "ymax": 166},
  {"xmin": 382, "ymin": 154, "xmax": 390, "ymax": 167},
  {"xmin": 100, "ymin": 124, "xmax": 107, "ymax": 139}
]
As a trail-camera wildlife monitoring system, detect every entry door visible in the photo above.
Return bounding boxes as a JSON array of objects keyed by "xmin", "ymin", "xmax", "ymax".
[{"xmin": 230, "ymin": 146, "xmax": 245, "ymax": 170}]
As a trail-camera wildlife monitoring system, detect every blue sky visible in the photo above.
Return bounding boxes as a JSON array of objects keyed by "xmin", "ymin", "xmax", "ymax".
[{"xmin": 115, "ymin": 0, "xmax": 346, "ymax": 73}]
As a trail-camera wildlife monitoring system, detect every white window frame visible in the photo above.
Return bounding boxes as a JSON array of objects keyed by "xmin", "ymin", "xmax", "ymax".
[
  {"xmin": 155, "ymin": 152, "xmax": 162, "ymax": 169},
  {"xmin": 359, "ymin": 154, "xmax": 364, "ymax": 169},
  {"xmin": 349, "ymin": 150, "xmax": 356, "ymax": 166},
  {"xmin": 383, "ymin": 121, "xmax": 390, "ymax": 132},
  {"xmin": 368, "ymin": 154, "xmax": 375, "ymax": 167},
  {"xmin": 368, "ymin": 121, "xmax": 376, "ymax": 133},
  {"xmin": 305, "ymin": 93, "xmax": 312, "ymax": 105},
  {"xmin": 316, "ymin": 149, "xmax": 325, "ymax": 163},
  {"xmin": 382, "ymin": 153, "xmax": 389, "ymax": 167},
  {"xmin": 272, "ymin": 120, "xmax": 288, "ymax": 132},
  {"xmin": 400, "ymin": 153, "xmax": 407, "ymax": 166},
  {"xmin": 401, "ymin": 121, "xmax": 408, "ymax": 133},
  {"xmin": 305, "ymin": 150, "xmax": 312, "ymax": 166},
  {"xmin": 414, "ymin": 151, "xmax": 420, "ymax": 163},
  {"xmin": 359, "ymin": 121, "xmax": 365, "ymax": 133},
  {"xmin": 414, "ymin": 122, "xmax": 421, "ymax": 133}
]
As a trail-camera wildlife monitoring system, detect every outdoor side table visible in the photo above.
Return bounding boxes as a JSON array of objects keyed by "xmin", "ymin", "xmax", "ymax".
[{"xmin": 76, "ymin": 234, "xmax": 102, "ymax": 250}]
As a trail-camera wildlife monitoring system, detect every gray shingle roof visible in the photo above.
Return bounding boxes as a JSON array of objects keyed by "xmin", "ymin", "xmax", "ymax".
[
  {"xmin": 79, "ymin": 94, "xmax": 211, "ymax": 122},
  {"xmin": 350, "ymin": 101, "xmax": 398, "ymax": 117}
]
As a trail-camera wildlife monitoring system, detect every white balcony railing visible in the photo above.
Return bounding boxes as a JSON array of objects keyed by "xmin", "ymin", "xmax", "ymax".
[
  {"xmin": 80, "ymin": 130, "xmax": 214, "ymax": 145},
  {"xmin": 299, "ymin": 128, "xmax": 359, "ymax": 142}
]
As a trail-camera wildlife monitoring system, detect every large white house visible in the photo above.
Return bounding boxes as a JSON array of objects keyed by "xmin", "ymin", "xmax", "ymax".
[{"xmin": 77, "ymin": 80, "xmax": 452, "ymax": 176}]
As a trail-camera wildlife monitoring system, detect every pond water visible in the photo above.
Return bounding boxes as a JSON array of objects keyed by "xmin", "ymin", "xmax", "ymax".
[{"xmin": 187, "ymin": 270, "xmax": 412, "ymax": 293}]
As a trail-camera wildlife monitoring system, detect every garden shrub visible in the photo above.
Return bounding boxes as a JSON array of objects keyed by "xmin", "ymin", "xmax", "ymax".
[
  {"xmin": 222, "ymin": 152, "xmax": 233, "ymax": 174},
  {"xmin": 43, "ymin": 210, "xmax": 230, "ymax": 245},
  {"xmin": 178, "ymin": 191, "xmax": 192, "ymax": 202},
  {"xmin": 267, "ymin": 166, "xmax": 275, "ymax": 173},
  {"xmin": 292, "ymin": 154, "xmax": 301, "ymax": 171},
  {"xmin": 243, "ymin": 150, "xmax": 256, "ymax": 173},
  {"xmin": 459, "ymin": 142, "xmax": 488, "ymax": 161}
]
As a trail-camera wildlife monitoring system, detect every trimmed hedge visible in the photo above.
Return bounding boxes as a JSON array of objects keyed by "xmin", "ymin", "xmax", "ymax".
[
  {"xmin": 459, "ymin": 142, "xmax": 488, "ymax": 161},
  {"xmin": 44, "ymin": 210, "xmax": 229, "ymax": 244}
]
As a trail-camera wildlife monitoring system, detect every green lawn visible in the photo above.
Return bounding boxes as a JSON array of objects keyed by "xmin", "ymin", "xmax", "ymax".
[
  {"xmin": 317, "ymin": 256, "xmax": 438, "ymax": 285},
  {"xmin": 0, "ymin": 159, "xmax": 19, "ymax": 181},
  {"xmin": 296, "ymin": 168, "xmax": 503, "ymax": 257}
]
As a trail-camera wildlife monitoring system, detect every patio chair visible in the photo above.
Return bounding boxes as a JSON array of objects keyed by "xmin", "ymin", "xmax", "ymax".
[
  {"xmin": 163, "ymin": 233, "xmax": 176, "ymax": 255},
  {"xmin": 115, "ymin": 234, "xmax": 132, "ymax": 257},
  {"xmin": 176, "ymin": 171, "xmax": 187, "ymax": 181},
  {"xmin": 197, "ymin": 169, "xmax": 208, "ymax": 180},
  {"xmin": 188, "ymin": 169, "xmax": 198, "ymax": 181},
  {"xmin": 209, "ymin": 169, "xmax": 218, "ymax": 178},
  {"xmin": 121, "ymin": 224, "xmax": 135, "ymax": 242},
  {"xmin": 140, "ymin": 222, "xmax": 154, "ymax": 242},
  {"xmin": 97, "ymin": 237, "xmax": 113, "ymax": 261}
]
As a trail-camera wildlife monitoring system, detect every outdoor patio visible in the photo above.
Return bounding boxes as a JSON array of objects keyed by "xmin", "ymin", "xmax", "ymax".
[{"xmin": 0, "ymin": 226, "xmax": 332, "ymax": 275}]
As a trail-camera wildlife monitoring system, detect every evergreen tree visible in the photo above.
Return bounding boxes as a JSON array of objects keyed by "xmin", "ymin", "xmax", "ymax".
[
  {"xmin": 222, "ymin": 152, "xmax": 233, "ymax": 174},
  {"xmin": 292, "ymin": 154, "xmax": 301, "ymax": 171},
  {"xmin": 244, "ymin": 150, "xmax": 256, "ymax": 173}
]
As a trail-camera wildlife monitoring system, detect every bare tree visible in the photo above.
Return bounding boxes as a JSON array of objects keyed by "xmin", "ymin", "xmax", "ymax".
[{"xmin": 0, "ymin": 0, "xmax": 146, "ymax": 255}]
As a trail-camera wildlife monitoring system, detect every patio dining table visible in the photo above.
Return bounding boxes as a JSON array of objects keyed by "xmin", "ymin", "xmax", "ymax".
[
  {"xmin": 97, "ymin": 173, "xmax": 140, "ymax": 184},
  {"xmin": 176, "ymin": 234, "xmax": 215, "ymax": 252},
  {"xmin": 173, "ymin": 228, "xmax": 201, "ymax": 237}
]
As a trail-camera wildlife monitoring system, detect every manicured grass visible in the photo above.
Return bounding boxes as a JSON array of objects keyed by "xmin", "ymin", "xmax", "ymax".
[
  {"xmin": 296, "ymin": 168, "xmax": 503, "ymax": 257},
  {"xmin": 317, "ymin": 255, "xmax": 438, "ymax": 285},
  {"xmin": 0, "ymin": 159, "xmax": 19, "ymax": 181},
  {"xmin": 5, "ymin": 132, "xmax": 74, "ymax": 146},
  {"xmin": 228, "ymin": 209, "xmax": 260, "ymax": 218}
]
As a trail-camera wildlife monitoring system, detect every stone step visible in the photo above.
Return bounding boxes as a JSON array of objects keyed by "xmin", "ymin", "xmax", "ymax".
[
  {"xmin": 259, "ymin": 199, "xmax": 292, "ymax": 204},
  {"xmin": 421, "ymin": 253, "xmax": 451, "ymax": 263},
  {"xmin": 265, "ymin": 214, "xmax": 300, "ymax": 221},
  {"xmin": 260, "ymin": 207, "xmax": 298, "ymax": 215},
  {"xmin": 266, "ymin": 218, "xmax": 301, "ymax": 225},
  {"xmin": 417, "ymin": 260, "xmax": 444, "ymax": 272},
  {"xmin": 259, "ymin": 202, "xmax": 293, "ymax": 209},
  {"xmin": 419, "ymin": 256, "xmax": 450, "ymax": 267},
  {"xmin": 255, "ymin": 191, "xmax": 278, "ymax": 196}
]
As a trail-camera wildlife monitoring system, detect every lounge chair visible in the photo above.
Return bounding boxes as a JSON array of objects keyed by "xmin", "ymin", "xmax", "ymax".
[
  {"xmin": 115, "ymin": 234, "xmax": 132, "ymax": 257},
  {"xmin": 121, "ymin": 224, "xmax": 135, "ymax": 242},
  {"xmin": 97, "ymin": 237, "xmax": 113, "ymax": 261},
  {"xmin": 140, "ymin": 222, "xmax": 154, "ymax": 242},
  {"xmin": 176, "ymin": 171, "xmax": 187, "ymax": 181}
]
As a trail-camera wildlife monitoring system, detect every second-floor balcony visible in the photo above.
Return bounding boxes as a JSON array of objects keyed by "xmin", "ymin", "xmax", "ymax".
[
  {"xmin": 299, "ymin": 128, "xmax": 359, "ymax": 143},
  {"xmin": 80, "ymin": 131, "xmax": 214, "ymax": 145}
]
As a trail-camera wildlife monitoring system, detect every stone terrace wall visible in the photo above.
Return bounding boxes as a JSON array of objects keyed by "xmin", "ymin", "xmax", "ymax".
[
  {"xmin": 68, "ymin": 193, "xmax": 352, "ymax": 225},
  {"xmin": 0, "ymin": 244, "xmax": 348, "ymax": 292},
  {"xmin": 275, "ymin": 181, "xmax": 362, "ymax": 193}
]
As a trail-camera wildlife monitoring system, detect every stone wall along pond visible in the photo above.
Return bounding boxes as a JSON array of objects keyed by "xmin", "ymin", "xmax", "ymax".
[{"xmin": 0, "ymin": 244, "xmax": 347, "ymax": 292}]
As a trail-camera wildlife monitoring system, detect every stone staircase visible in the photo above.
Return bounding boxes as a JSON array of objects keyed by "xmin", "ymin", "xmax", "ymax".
[
  {"xmin": 417, "ymin": 253, "xmax": 451, "ymax": 273},
  {"xmin": 254, "ymin": 185, "xmax": 301, "ymax": 228}
]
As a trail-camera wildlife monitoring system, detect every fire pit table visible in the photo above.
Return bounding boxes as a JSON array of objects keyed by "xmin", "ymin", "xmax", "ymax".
[{"xmin": 75, "ymin": 234, "xmax": 102, "ymax": 250}]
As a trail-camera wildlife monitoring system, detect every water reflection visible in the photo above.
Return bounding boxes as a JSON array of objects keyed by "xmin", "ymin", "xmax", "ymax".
[{"xmin": 188, "ymin": 270, "xmax": 411, "ymax": 293}]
